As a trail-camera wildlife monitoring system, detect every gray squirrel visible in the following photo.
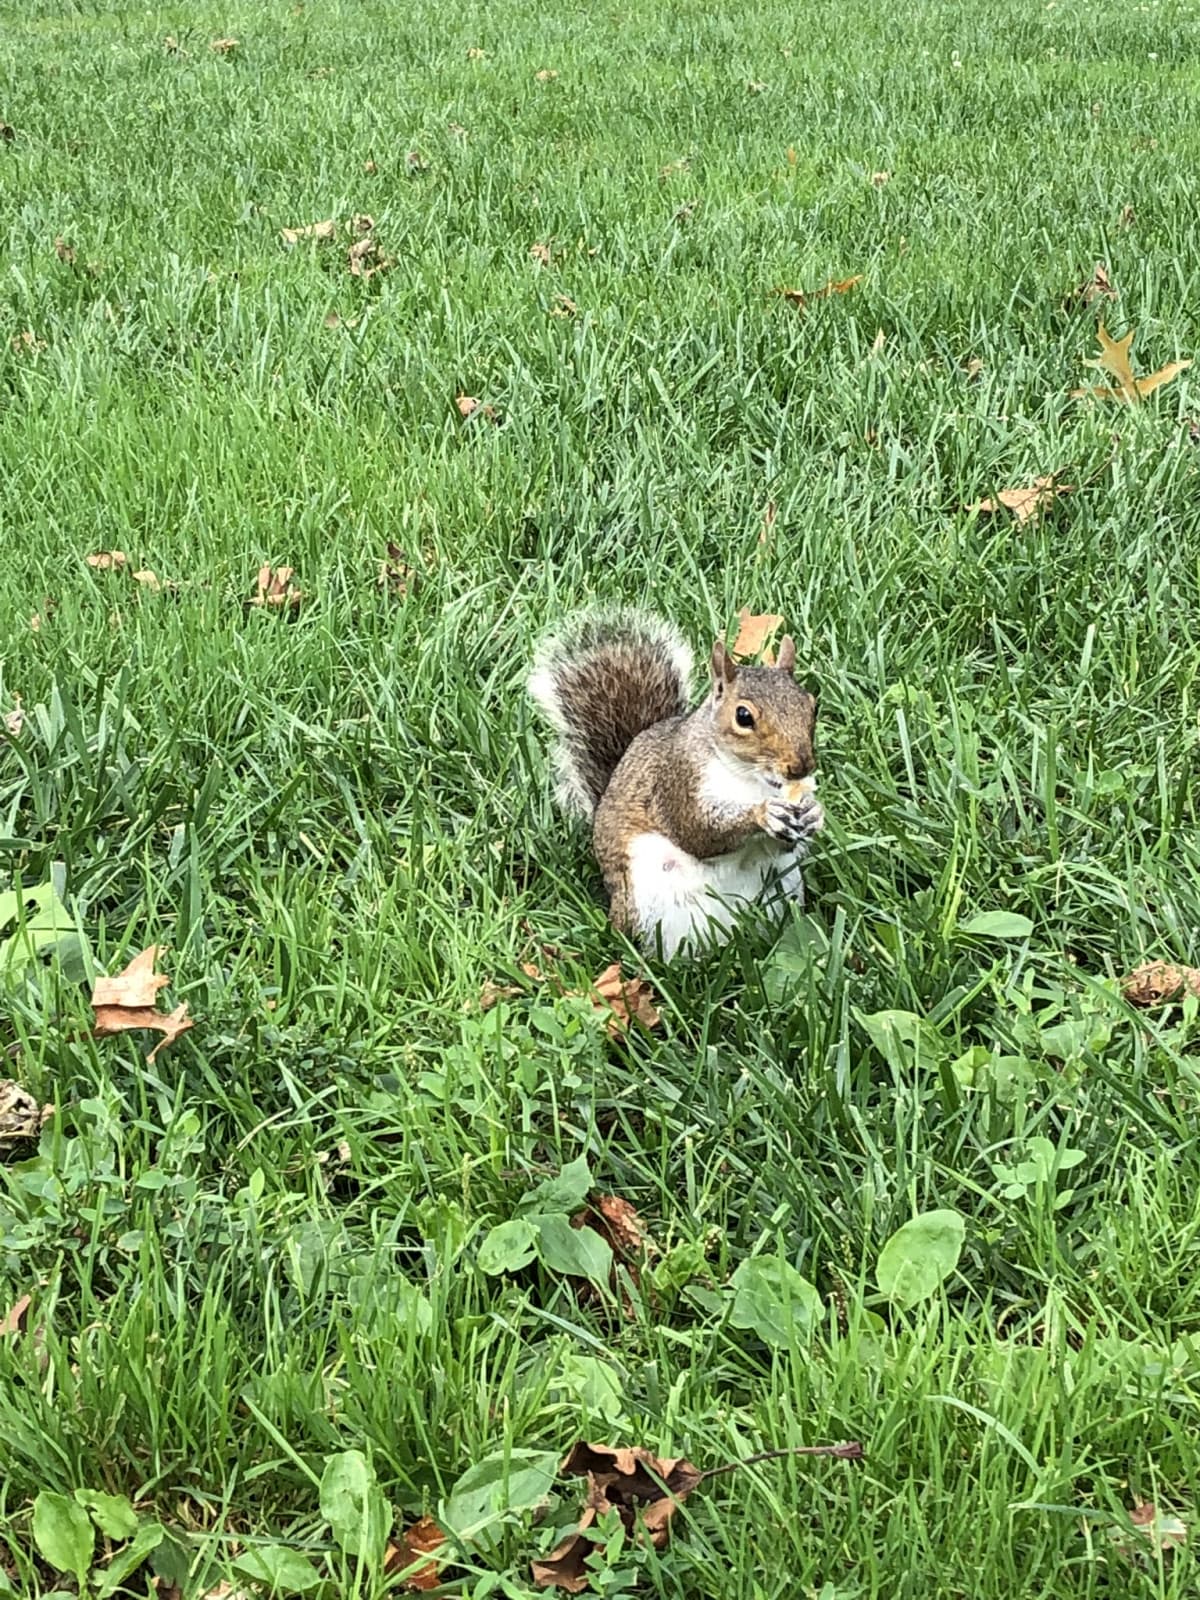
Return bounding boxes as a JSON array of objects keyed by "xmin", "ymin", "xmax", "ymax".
[{"xmin": 528, "ymin": 609, "xmax": 824, "ymax": 958}]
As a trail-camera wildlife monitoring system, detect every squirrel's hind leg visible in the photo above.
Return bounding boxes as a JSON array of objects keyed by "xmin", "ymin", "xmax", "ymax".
[{"xmin": 622, "ymin": 831, "xmax": 709, "ymax": 961}]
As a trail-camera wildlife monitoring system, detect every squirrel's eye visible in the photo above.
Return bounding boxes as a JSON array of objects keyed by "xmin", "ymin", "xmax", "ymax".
[{"xmin": 735, "ymin": 705, "xmax": 755, "ymax": 729}]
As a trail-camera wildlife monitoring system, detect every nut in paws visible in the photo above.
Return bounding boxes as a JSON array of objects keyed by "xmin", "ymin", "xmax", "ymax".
[{"xmin": 766, "ymin": 794, "xmax": 824, "ymax": 843}]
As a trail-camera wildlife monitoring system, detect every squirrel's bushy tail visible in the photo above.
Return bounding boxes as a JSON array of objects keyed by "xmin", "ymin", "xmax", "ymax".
[{"xmin": 528, "ymin": 608, "xmax": 693, "ymax": 818}]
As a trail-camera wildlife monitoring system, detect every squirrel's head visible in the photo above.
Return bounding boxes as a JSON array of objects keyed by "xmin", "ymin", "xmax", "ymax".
[{"xmin": 709, "ymin": 636, "xmax": 818, "ymax": 787}]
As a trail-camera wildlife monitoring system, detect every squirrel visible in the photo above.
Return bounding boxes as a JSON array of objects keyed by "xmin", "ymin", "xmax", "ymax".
[{"xmin": 528, "ymin": 608, "xmax": 824, "ymax": 959}]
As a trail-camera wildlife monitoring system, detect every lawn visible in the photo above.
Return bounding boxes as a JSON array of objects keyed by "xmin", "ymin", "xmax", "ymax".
[{"xmin": 2, "ymin": 0, "xmax": 1200, "ymax": 1594}]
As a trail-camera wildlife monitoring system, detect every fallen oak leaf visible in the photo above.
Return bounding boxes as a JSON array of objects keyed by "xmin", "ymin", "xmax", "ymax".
[
  {"xmin": 587, "ymin": 963, "xmax": 660, "ymax": 1038},
  {"xmin": 777, "ymin": 274, "xmax": 862, "ymax": 310},
  {"xmin": 91, "ymin": 946, "xmax": 193, "ymax": 1063},
  {"xmin": 1121, "ymin": 960, "xmax": 1200, "ymax": 1006},
  {"xmin": 384, "ymin": 1516, "xmax": 446, "ymax": 1590},
  {"xmin": 731, "ymin": 607, "xmax": 784, "ymax": 663},
  {"xmin": 967, "ymin": 474, "xmax": 1072, "ymax": 527},
  {"xmin": 1071, "ymin": 322, "xmax": 1192, "ymax": 403}
]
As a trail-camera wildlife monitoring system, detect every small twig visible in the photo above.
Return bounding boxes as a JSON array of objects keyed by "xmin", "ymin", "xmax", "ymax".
[{"xmin": 699, "ymin": 1441, "xmax": 864, "ymax": 1481}]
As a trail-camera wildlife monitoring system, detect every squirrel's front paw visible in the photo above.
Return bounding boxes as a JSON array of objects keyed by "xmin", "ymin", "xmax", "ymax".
[{"xmin": 765, "ymin": 794, "xmax": 825, "ymax": 844}]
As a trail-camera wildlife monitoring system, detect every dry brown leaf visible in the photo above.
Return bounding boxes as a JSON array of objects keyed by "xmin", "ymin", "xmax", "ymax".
[
  {"xmin": 455, "ymin": 394, "xmax": 498, "ymax": 422},
  {"xmin": 746, "ymin": 79, "xmax": 767, "ymax": 93},
  {"xmin": 535, "ymin": 68, "xmax": 559, "ymax": 81},
  {"xmin": 248, "ymin": 564, "xmax": 303, "ymax": 609},
  {"xmin": 0, "ymin": 1294, "xmax": 31, "ymax": 1336},
  {"xmin": 576, "ymin": 1195, "xmax": 648, "ymax": 1259},
  {"xmin": 530, "ymin": 242, "xmax": 552, "ymax": 267},
  {"xmin": 778, "ymin": 274, "xmax": 863, "ymax": 310},
  {"xmin": 91, "ymin": 946, "xmax": 193, "ymax": 1063},
  {"xmin": 210, "ymin": 37, "xmax": 239, "ymax": 54},
  {"xmin": 384, "ymin": 1517, "xmax": 446, "ymax": 1590},
  {"xmin": 448, "ymin": 121, "xmax": 469, "ymax": 140},
  {"xmin": 550, "ymin": 293, "xmax": 578, "ymax": 318},
  {"xmin": 964, "ymin": 356, "xmax": 984, "ymax": 378},
  {"xmin": 1119, "ymin": 204, "xmax": 1136, "ymax": 229},
  {"xmin": 467, "ymin": 45, "xmax": 486, "ymax": 59},
  {"xmin": 659, "ymin": 158, "xmax": 691, "ymax": 178},
  {"xmin": 1071, "ymin": 322, "xmax": 1192, "ymax": 404},
  {"xmin": 347, "ymin": 236, "xmax": 391, "ymax": 279},
  {"xmin": 1122, "ymin": 960, "xmax": 1200, "ymax": 1006},
  {"xmin": 967, "ymin": 474, "xmax": 1072, "ymax": 527},
  {"xmin": 363, "ymin": 157, "xmax": 378, "ymax": 174},
  {"xmin": 478, "ymin": 960, "xmax": 552, "ymax": 1011},
  {"xmin": 0, "ymin": 1081, "xmax": 54, "ymax": 1145},
  {"xmin": 1064, "ymin": 262, "xmax": 1116, "ymax": 311},
  {"xmin": 85, "ymin": 550, "xmax": 127, "ymax": 571},
  {"xmin": 588, "ymin": 963, "xmax": 661, "ymax": 1038},
  {"xmin": 4, "ymin": 697, "xmax": 23, "ymax": 738},
  {"xmin": 731, "ymin": 607, "xmax": 784, "ymax": 663},
  {"xmin": 1129, "ymin": 1501, "xmax": 1187, "ymax": 1552},
  {"xmin": 871, "ymin": 170, "xmax": 890, "ymax": 186},
  {"xmin": 378, "ymin": 541, "xmax": 418, "ymax": 597},
  {"xmin": 53, "ymin": 236, "xmax": 76, "ymax": 265},
  {"xmin": 92, "ymin": 945, "xmax": 170, "ymax": 1009},
  {"xmin": 280, "ymin": 219, "xmax": 337, "ymax": 247},
  {"xmin": 11, "ymin": 331, "xmax": 44, "ymax": 354},
  {"xmin": 132, "ymin": 568, "xmax": 173, "ymax": 592},
  {"xmin": 405, "ymin": 150, "xmax": 427, "ymax": 175},
  {"xmin": 869, "ymin": 327, "xmax": 886, "ymax": 356}
]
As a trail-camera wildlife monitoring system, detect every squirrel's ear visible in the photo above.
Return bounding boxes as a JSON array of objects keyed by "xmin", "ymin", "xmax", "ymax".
[
  {"xmin": 776, "ymin": 635, "xmax": 797, "ymax": 675},
  {"xmin": 710, "ymin": 639, "xmax": 737, "ymax": 696}
]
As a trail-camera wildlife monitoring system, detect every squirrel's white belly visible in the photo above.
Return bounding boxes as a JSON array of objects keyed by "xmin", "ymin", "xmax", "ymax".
[{"xmin": 625, "ymin": 831, "xmax": 800, "ymax": 960}]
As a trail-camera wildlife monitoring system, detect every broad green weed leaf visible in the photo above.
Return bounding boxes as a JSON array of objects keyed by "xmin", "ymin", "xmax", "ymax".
[
  {"xmin": 234, "ymin": 1545, "xmax": 325, "ymax": 1592},
  {"xmin": 75, "ymin": 1488, "xmax": 138, "ymax": 1540},
  {"xmin": 876, "ymin": 1210, "xmax": 965, "ymax": 1310},
  {"xmin": 521, "ymin": 1154, "xmax": 592, "ymax": 1214},
  {"xmin": 319, "ymin": 1450, "xmax": 390, "ymax": 1567},
  {"xmin": 534, "ymin": 1214, "xmax": 612, "ymax": 1282},
  {"xmin": 32, "ymin": 1492, "xmax": 95, "ymax": 1584},
  {"xmin": 442, "ymin": 1449, "xmax": 558, "ymax": 1541},
  {"xmin": 859, "ymin": 1009, "xmax": 944, "ymax": 1069},
  {"xmin": 0, "ymin": 878, "xmax": 70, "ymax": 972},
  {"xmin": 559, "ymin": 1353, "xmax": 625, "ymax": 1421},
  {"xmin": 762, "ymin": 914, "xmax": 829, "ymax": 1004},
  {"xmin": 95, "ymin": 1523, "xmax": 165, "ymax": 1598},
  {"xmin": 478, "ymin": 1218, "xmax": 539, "ymax": 1275},
  {"xmin": 730, "ymin": 1257, "xmax": 823, "ymax": 1346},
  {"xmin": 958, "ymin": 911, "xmax": 1034, "ymax": 939}
]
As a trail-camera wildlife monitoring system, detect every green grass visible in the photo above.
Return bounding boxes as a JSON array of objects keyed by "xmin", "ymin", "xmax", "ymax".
[{"xmin": 2, "ymin": 0, "xmax": 1200, "ymax": 1594}]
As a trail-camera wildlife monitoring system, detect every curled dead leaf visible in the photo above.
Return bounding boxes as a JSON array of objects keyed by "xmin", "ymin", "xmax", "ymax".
[
  {"xmin": 535, "ymin": 68, "xmax": 559, "ymax": 81},
  {"xmin": 363, "ymin": 157, "xmax": 378, "ymax": 174},
  {"xmin": 550, "ymin": 293, "xmax": 578, "ymax": 318},
  {"xmin": 757, "ymin": 500, "xmax": 777, "ymax": 546},
  {"xmin": 1063, "ymin": 262, "xmax": 1116, "ymax": 311},
  {"xmin": 1119, "ymin": 204, "xmax": 1136, "ymax": 229},
  {"xmin": 348, "ymin": 236, "xmax": 391, "ymax": 279},
  {"xmin": 53, "ymin": 236, "xmax": 76, "ymax": 265},
  {"xmin": 588, "ymin": 964, "xmax": 660, "ymax": 1038},
  {"xmin": 871, "ymin": 170, "xmax": 890, "ymax": 186},
  {"xmin": 378, "ymin": 541, "xmax": 419, "ymax": 597},
  {"xmin": 0, "ymin": 1294, "xmax": 31, "ymax": 1336},
  {"xmin": 384, "ymin": 1516, "xmax": 446, "ymax": 1590},
  {"xmin": 210, "ymin": 37, "xmax": 239, "ymax": 55},
  {"xmin": 1129, "ymin": 1501, "xmax": 1187, "ymax": 1552},
  {"xmin": 0, "ymin": 1081, "xmax": 53, "ymax": 1146},
  {"xmin": 731, "ymin": 607, "xmax": 784, "ymax": 663},
  {"xmin": 778, "ymin": 274, "xmax": 862, "ymax": 310},
  {"xmin": 455, "ymin": 394, "xmax": 498, "ymax": 422},
  {"xmin": 85, "ymin": 550, "xmax": 127, "ymax": 571},
  {"xmin": 1121, "ymin": 961, "xmax": 1200, "ymax": 1006},
  {"xmin": 11, "ymin": 331, "xmax": 45, "ymax": 354},
  {"xmin": 467, "ymin": 45, "xmax": 486, "ymax": 59},
  {"xmin": 248, "ymin": 564, "xmax": 303, "ymax": 610},
  {"xmin": 967, "ymin": 474, "xmax": 1072, "ymax": 527},
  {"xmin": 576, "ymin": 1195, "xmax": 648, "ymax": 1259},
  {"xmin": 530, "ymin": 242, "xmax": 552, "ymax": 267},
  {"xmin": 4, "ymin": 698, "xmax": 23, "ymax": 738}
]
